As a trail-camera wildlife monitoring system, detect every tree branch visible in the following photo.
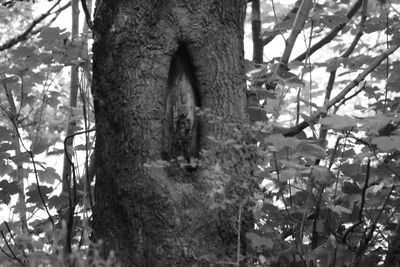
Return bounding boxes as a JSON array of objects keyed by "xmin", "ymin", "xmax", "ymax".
[
  {"xmin": 294, "ymin": 0, "xmax": 363, "ymax": 62},
  {"xmin": 262, "ymin": 0, "xmax": 302, "ymax": 46},
  {"xmin": 282, "ymin": 43, "xmax": 400, "ymax": 137},
  {"xmin": 319, "ymin": 0, "xmax": 367, "ymax": 141},
  {"xmin": 80, "ymin": 0, "xmax": 93, "ymax": 30},
  {"xmin": 273, "ymin": 0, "xmax": 312, "ymax": 78},
  {"xmin": 0, "ymin": 0, "xmax": 70, "ymax": 52}
]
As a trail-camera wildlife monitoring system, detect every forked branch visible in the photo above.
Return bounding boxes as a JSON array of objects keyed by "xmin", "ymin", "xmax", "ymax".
[{"xmin": 282, "ymin": 43, "xmax": 400, "ymax": 137}]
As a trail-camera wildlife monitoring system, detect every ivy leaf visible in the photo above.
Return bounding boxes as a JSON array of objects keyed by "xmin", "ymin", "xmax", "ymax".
[{"xmin": 246, "ymin": 232, "xmax": 274, "ymax": 249}]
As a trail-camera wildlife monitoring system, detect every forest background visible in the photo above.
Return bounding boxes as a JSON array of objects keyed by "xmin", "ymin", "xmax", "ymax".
[{"xmin": 0, "ymin": 0, "xmax": 400, "ymax": 266}]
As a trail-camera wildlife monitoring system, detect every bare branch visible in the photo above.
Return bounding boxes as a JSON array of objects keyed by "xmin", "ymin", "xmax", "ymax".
[
  {"xmin": 273, "ymin": 0, "xmax": 312, "ymax": 79},
  {"xmin": 294, "ymin": 0, "xmax": 363, "ymax": 62},
  {"xmin": 81, "ymin": 0, "xmax": 93, "ymax": 30},
  {"xmin": 262, "ymin": 0, "xmax": 302, "ymax": 46},
  {"xmin": 319, "ymin": 0, "xmax": 368, "ymax": 141},
  {"xmin": 282, "ymin": 43, "xmax": 400, "ymax": 137},
  {"xmin": 0, "ymin": 0, "xmax": 71, "ymax": 52}
]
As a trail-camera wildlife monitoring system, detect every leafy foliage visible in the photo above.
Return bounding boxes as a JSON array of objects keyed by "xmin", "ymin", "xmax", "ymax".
[
  {"xmin": 245, "ymin": 0, "xmax": 400, "ymax": 266},
  {"xmin": 1, "ymin": 0, "xmax": 400, "ymax": 266}
]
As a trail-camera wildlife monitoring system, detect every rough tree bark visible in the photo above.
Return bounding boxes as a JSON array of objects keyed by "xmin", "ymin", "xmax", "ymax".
[{"xmin": 92, "ymin": 0, "xmax": 250, "ymax": 266}]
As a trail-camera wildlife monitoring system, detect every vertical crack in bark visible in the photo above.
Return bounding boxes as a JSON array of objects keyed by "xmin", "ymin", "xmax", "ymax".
[{"xmin": 162, "ymin": 43, "xmax": 200, "ymax": 161}]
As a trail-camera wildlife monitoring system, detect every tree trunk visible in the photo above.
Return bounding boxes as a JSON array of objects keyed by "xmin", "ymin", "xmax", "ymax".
[
  {"xmin": 252, "ymin": 0, "xmax": 263, "ymax": 63},
  {"xmin": 92, "ymin": 0, "xmax": 250, "ymax": 266}
]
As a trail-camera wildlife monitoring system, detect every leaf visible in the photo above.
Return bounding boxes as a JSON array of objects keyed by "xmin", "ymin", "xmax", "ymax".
[
  {"xmin": 30, "ymin": 219, "xmax": 53, "ymax": 235},
  {"xmin": 361, "ymin": 115, "xmax": 391, "ymax": 136},
  {"xmin": 321, "ymin": 14, "xmax": 347, "ymax": 29},
  {"xmin": 259, "ymin": 224, "xmax": 275, "ymax": 234},
  {"xmin": 0, "ymin": 180, "xmax": 20, "ymax": 205},
  {"xmin": 340, "ymin": 163, "xmax": 360, "ymax": 177},
  {"xmin": 326, "ymin": 57, "xmax": 342, "ymax": 72},
  {"xmin": 37, "ymin": 167, "xmax": 61, "ymax": 183},
  {"xmin": 280, "ymin": 71, "xmax": 305, "ymax": 87},
  {"xmin": 387, "ymin": 61, "xmax": 400, "ymax": 92},
  {"xmin": 248, "ymin": 85, "xmax": 277, "ymax": 99},
  {"xmin": 48, "ymin": 195, "xmax": 69, "ymax": 210},
  {"xmin": 264, "ymin": 134, "xmax": 300, "ymax": 150},
  {"xmin": 364, "ymin": 86, "xmax": 380, "ymax": 100},
  {"xmin": 296, "ymin": 141, "xmax": 326, "ymax": 159},
  {"xmin": 10, "ymin": 45, "xmax": 36, "ymax": 59},
  {"xmin": 0, "ymin": 180, "xmax": 20, "ymax": 194},
  {"xmin": 328, "ymin": 204, "xmax": 352, "ymax": 215},
  {"xmin": 0, "ymin": 160, "xmax": 13, "ymax": 177},
  {"xmin": 311, "ymin": 166, "xmax": 334, "ymax": 186},
  {"xmin": 0, "ymin": 126, "xmax": 13, "ymax": 142},
  {"xmin": 30, "ymin": 136, "xmax": 52, "ymax": 155},
  {"xmin": 365, "ymin": 17, "xmax": 386, "ymax": 33},
  {"xmin": 38, "ymin": 26, "xmax": 69, "ymax": 49},
  {"xmin": 247, "ymin": 107, "xmax": 267, "ymax": 122},
  {"xmin": 26, "ymin": 184, "xmax": 53, "ymax": 205},
  {"xmin": 280, "ymin": 169, "xmax": 297, "ymax": 182},
  {"xmin": 342, "ymin": 182, "xmax": 361, "ymax": 194},
  {"xmin": 320, "ymin": 115, "xmax": 358, "ymax": 130},
  {"xmin": 0, "ymin": 76, "xmax": 19, "ymax": 84},
  {"xmin": 371, "ymin": 136, "xmax": 400, "ymax": 152},
  {"xmin": 10, "ymin": 152, "xmax": 31, "ymax": 165},
  {"xmin": 246, "ymin": 232, "xmax": 274, "ymax": 249}
]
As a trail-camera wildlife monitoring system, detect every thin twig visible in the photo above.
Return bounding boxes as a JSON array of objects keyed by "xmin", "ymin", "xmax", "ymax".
[
  {"xmin": 236, "ymin": 204, "xmax": 242, "ymax": 267},
  {"xmin": 4, "ymin": 222, "xmax": 27, "ymax": 260},
  {"xmin": 273, "ymin": 0, "xmax": 313, "ymax": 79},
  {"xmin": 334, "ymin": 82, "xmax": 366, "ymax": 112},
  {"xmin": 0, "ymin": 0, "xmax": 68, "ymax": 52},
  {"xmin": 282, "ymin": 43, "xmax": 400, "ymax": 137},
  {"xmin": 262, "ymin": 0, "xmax": 302, "ymax": 46},
  {"xmin": 294, "ymin": 0, "xmax": 363, "ymax": 61},
  {"xmin": 0, "ymin": 230, "xmax": 23, "ymax": 266},
  {"xmin": 270, "ymin": 0, "xmax": 287, "ymax": 43}
]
